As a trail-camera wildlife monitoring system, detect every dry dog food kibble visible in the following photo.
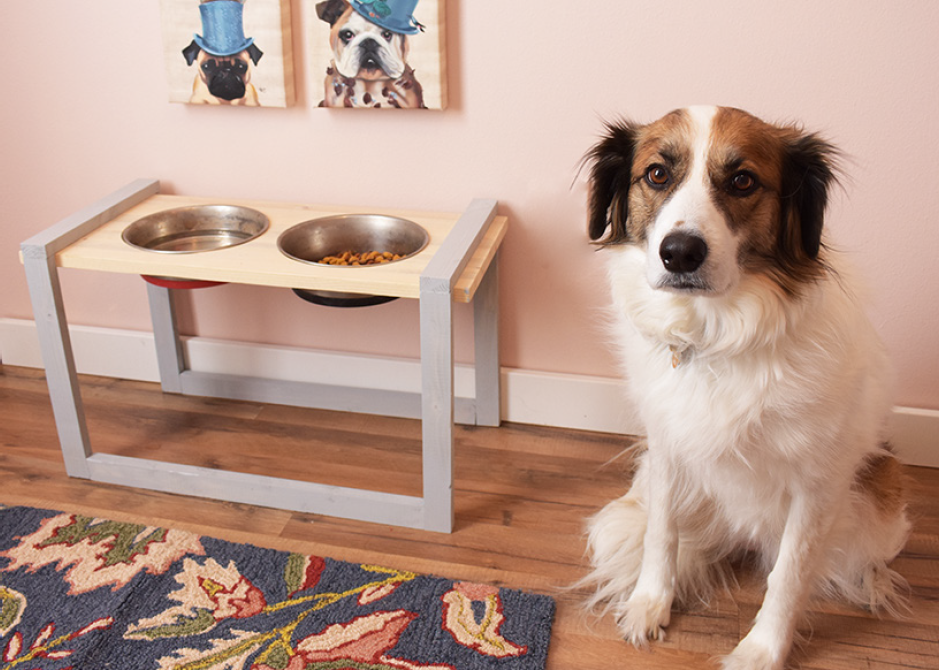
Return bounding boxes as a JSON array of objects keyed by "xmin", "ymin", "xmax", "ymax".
[{"xmin": 318, "ymin": 251, "xmax": 403, "ymax": 265}]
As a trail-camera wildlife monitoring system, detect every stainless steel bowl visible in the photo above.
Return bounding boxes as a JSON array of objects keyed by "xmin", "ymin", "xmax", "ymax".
[
  {"xmin": 277, "ymin": 214, "xmax": 429, "ymax": 307},
  {"xmin": 122, "ymin": 204, "xmax": 269, "ymax": 253}
]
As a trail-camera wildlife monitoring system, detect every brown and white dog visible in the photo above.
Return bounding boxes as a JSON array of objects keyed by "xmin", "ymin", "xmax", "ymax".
[
  {"xmin": 316, "ymin": 0, "xmax": 424, "ymax": 108},
  {"xmin": 582, "ymin": 106, "xmax": 910, "ymax": 670}
]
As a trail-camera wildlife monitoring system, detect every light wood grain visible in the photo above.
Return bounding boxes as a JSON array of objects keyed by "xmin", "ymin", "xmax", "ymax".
[
  {"xmin": 1, "ymin": 365, "xmax": 937, "ymax": 670},
  {"xmin": 52, "ymin": 194, "xmax": 506, "ymax": 303}
]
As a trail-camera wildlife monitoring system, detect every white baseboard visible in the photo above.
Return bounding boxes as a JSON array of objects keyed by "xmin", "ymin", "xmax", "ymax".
[{"xmin": 2, "ymin": 317, "xmax": 936, "ymax": 467}]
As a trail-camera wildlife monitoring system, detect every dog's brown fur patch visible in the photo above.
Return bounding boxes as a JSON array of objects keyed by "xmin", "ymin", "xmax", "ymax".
[{"xmin": 854, "ymin": 451, "xmax": 906, "ymax": 517}]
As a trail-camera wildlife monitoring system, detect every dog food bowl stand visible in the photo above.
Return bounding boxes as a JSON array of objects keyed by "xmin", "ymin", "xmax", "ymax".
[{"xmin": 20, "ymin": 179, "xmax": 508, "ymax": 533}]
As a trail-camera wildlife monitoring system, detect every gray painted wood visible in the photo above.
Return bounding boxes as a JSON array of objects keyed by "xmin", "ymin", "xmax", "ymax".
[
  {"xmin": 419, "ymin": 289, "xmax": 455, "ymax": 532},
  {"xmin": 86, "ymin": 453, "xmax": 426, "ymax": 528},
  {"xmin": 21, "ymin": 253, "xmax": 92, "ymax": 478},
  {"xmin": 175, "ymin": 370, "xmax": 478, "ymax": 424},
  {"xmin": 421, "ymin": 199, "xmax": 497, "ymax": 292},
  {"xmin": 19, "ymin": 179, "xmax": 162, "ymax": 480},
  {"xmin": 20, "ymin": 179, "xmax": 159, "ymax": 258},
  {"xmin": 473, "ymin": 250, "xmax": 501, "ymax": 427},
  {"xmin": 415, "ymin": 198, "xmax": 497, "ymax": 532},
  {"xmin": 146, "ymin": 283, "xmax": 185, "ymax": 394}
]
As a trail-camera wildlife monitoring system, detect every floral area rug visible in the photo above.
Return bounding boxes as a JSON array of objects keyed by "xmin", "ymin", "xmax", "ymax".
[{"xmin": 0, "ymin": 505, "xmax": 555, "ymax": 670}]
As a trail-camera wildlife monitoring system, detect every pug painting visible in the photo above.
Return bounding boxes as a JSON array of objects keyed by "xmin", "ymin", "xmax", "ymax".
[
  {"xmin": 315, "ymin": 0, "xmax": 426, "ymax": 108},
  {"xmin": 182, "ymin": 0, "xmax": 264, "ymax": 105}
]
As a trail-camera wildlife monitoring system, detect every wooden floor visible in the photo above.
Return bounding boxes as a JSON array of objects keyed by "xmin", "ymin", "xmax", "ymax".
[{"xmin": 1, "ymin": 364, "xmax": 937, "ymax": 669}]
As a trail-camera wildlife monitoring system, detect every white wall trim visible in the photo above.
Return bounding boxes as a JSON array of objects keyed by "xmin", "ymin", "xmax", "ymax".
[{"xmin": 3, "ymin": 317, "xmax": 936, "ymax": 467}]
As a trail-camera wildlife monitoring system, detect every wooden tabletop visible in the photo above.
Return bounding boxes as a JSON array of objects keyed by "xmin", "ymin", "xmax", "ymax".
[{"xmin": 53, "ymin": 194, "xmax": 507, "ymax": 303}]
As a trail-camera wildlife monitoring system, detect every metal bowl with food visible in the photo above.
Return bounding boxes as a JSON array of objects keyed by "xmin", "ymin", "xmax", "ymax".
[{"xmin": 277, "ymin": 213, "xmax": 429, "ymax": 307}]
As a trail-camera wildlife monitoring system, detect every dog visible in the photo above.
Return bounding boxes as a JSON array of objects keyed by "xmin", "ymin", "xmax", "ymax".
[
  {"xmin": 183, "ymin": 44, "xmax": 262, "ymax": 105},
  {"xmin": 316, "ymin": 0, "xmax": 425, "ymax": 108},
  {"xmin": 582, "ymin": 106, "xmax": 910, "ymax": 670},
  {"xmin": 182, "ymin": 0, "xmax": 263, "ymax": 106}
]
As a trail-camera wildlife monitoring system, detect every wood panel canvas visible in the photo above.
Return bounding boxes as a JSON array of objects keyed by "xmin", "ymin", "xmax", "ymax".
[
  {"xmin": 160, "ymin": 0, "xmax": 295, "ymax": 107},
  {"xmin": 308, "ymin": 0, "xmax": 447, "ymax": 109}
]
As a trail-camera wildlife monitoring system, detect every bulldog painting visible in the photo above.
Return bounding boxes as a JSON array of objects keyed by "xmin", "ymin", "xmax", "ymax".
[{"xmin": 312, "ymin": 0, "xmax": 447, "ymax": 109}]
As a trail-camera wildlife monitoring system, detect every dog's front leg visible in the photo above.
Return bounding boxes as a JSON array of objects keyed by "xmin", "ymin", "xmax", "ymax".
[
  {"xmin": 616, "ymin": 448, "xmax": 678, "ymax": 646},
  {"xmin": 723, "ymin": 492, "xmax": 835, "ymax": 670}
]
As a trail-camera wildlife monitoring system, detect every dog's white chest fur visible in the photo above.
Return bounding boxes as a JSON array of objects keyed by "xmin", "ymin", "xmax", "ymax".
[{"xmin": 607, "ymin": 245, "xmax": 890, "ymax": 468}]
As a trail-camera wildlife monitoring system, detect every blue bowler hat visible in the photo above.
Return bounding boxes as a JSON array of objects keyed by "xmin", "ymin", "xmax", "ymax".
[
  {"xmin": 193, "ymin": 1, "xmax": 255, "ymax": 56},
  {"xmin": 350, "ymin": 0, "xmax": 422, "ymax": 35}
]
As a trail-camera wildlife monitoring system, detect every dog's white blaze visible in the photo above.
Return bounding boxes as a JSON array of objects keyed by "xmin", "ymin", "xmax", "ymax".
[{"xmin": 645, "ymin": 105, "xmax": 742, "ymax": 295}]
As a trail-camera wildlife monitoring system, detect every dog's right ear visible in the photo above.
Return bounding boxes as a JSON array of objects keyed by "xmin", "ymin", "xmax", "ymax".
[
  {"xmin": 182, "ymin": 40, "xmax": 202, "ymax": 66},
  {"xmin": 316, "ymin": 0, "xmax": 348, "ymax": 26},
  {"xmin": 586, "ymin": 121, "xmax": 639, "ymax": 243},
  {"xmin": 246, "ymin": 43, "xmax": 264, "ymax": 65}
]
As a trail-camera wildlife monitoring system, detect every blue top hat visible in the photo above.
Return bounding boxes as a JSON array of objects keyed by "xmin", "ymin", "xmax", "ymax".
[
  {"xmin": 350, "ymin": 0, "xmax": 422, "ymax": 35},
  {"xmin": 193, "ymin": 1, "xmax": 255, "ymax": 56}
]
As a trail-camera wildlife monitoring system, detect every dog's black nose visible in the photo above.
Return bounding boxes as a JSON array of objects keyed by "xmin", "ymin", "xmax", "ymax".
[{"xmin": 660, "ymin": 232, "xmax": 708, "ymax": 273}]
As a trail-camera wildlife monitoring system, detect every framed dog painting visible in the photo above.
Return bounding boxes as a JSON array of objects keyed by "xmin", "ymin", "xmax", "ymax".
[
  {"xmin": 309, "ymin": 0, "xmax": 448, "ymax": 109},
  {"xmin": 159, "ymin": 0, "xmax": 295, "ymax": 107}
]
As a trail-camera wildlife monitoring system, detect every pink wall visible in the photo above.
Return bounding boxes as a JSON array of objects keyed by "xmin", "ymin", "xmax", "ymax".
[{"xmin": 3, "ymin": 1, "xmax": 938, "ymax": 409}]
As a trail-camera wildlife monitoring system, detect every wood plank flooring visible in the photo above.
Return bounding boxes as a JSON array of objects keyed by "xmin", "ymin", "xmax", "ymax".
[{"xmin": 1, "ymin": 364, "xmax": 936, "ymax": 669}]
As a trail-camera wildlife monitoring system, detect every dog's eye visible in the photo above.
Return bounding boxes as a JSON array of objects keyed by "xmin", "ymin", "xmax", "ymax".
[
  {"xmin": 645, "ymin": 165, "xmax": 671, "ymax": 189},
  {"xmin": 339, "ymin": 29, "xmax": 354, "ymax": 44},
  {"xmin": 381, "ymin": 29, "xmax": 393, "ymax": 41},
  {"xmin": 730, "ymin": 171, "xmax": 758, "ymax": 195}
]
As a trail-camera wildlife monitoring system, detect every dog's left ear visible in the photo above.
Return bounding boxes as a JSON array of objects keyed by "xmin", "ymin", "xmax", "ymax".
[
  {"xmin": 182, "ymin": 40, "xmax": 202, "ymax": 66},
  {"xmin": 246, "ymin": 44, "xmax": 263, "ymax": 65},
  {"xmin": 316, "ymin": 0, "xmax": 348, "ymax": 26},
  {"xmin": 586, "ymin": 121, "xmax": 640, "ymax": 244},
  {"xmin": 781, "ymin": 132, "xmax": 840, "ymax": 260}
]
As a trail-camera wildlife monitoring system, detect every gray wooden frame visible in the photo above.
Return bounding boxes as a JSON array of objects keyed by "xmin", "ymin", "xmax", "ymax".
[{"xmin": 20, "ymin": 180, "xmax": 502, "ymax": 533}]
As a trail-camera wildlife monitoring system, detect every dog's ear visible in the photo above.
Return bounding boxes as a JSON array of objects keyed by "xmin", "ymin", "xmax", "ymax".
[
  {"xmin": 317, "ymin": 0, "xmax": 348, "ymax": 26},
  {"xmin": 586, "ymin": 121, "xmax": 640, "ymax": 243},
  {"xmin": 182, "ymin": 40, "xmax": 202, "ymax": 66},
  {"xmin": 246, "ymin": 43, "xmax": 263, "ymax": 65},
  {"xmin": 781, "ymin": 132, "xmax": 840, "ymax": 260}
]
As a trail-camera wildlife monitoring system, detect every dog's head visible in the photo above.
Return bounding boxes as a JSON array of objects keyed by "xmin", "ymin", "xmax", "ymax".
[
  {"xmin": 317, "ymin": 0, "xmax": 410, "ymax": 80},
  {"xmin": 586, "ymin": 106, "xmax": 839, "ymax": 296},
  {"xmin": 183, "ymin": 41, "xmax": 263, "ymax": 101}
]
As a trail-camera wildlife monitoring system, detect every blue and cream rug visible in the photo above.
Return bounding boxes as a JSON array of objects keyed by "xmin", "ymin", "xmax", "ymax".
[{"xmin": 0, "ymin": 505, "xmax": 555, "ymax": 669}]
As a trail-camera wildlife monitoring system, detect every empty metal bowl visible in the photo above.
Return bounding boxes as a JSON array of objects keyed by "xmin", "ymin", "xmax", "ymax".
[
  {"xmin": 122, "ymin": 204, "xmax": 269, "ymax": 253},
  {"xmin": 277, "ymin": 214, "xmax": 429, "ymax": 307}
]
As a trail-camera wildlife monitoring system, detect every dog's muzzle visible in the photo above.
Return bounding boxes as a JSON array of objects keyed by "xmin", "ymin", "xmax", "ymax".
[
  {"xmin": 358, "ymin": 38, "xmax": 385, "ymax": 72},
  {"xmin": 658, "ymin": 232, "xmax": 710, "ymax": 291},
  {"xmin": 204, "ymin": 59, "xmax": 248, "ymax": 101}
]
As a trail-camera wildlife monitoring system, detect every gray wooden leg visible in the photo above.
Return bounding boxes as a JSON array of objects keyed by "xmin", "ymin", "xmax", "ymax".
[
  {"xmin": 473, "ymin": 250, "xmax": 501, "ymax": 427},
  {"xmin": 21, "ymin": 253, "xmax": 92, "ymax": 478},
  {"xmin": 419, "ymin": 288, "xmax": 454, "ymax": 533},
  {"xmin": 146, "ymin": 283, "xmax": 185, "ymax": 393},
  {"xmin": 18, "ymin": 180, "xmax": 160, "ymax": 480}
]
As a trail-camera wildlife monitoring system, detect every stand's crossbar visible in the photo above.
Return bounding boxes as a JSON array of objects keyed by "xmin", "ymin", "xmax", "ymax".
[
  {"xmin": 175, "ymin": 370, "xmax": 480, "ymax": 425},
  {"xmin": 85, "ymin": 453, "xmax": 426, "ymax": 529}
]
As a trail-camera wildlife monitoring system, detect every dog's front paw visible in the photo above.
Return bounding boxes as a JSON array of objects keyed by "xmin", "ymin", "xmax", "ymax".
[
  {"xmin": 720, "ymin": 636, "xmax": 785, "ymax": 670},
  {"xmin": 614, "ymin": 592, "xmax": 672, "ymax": 647}
]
